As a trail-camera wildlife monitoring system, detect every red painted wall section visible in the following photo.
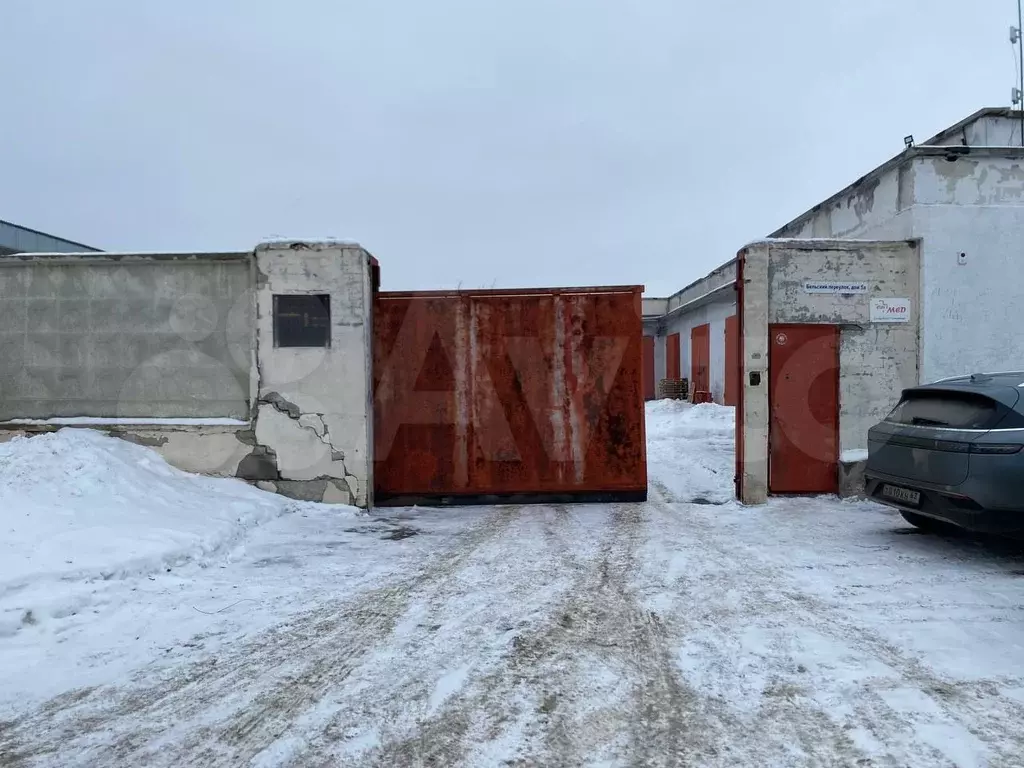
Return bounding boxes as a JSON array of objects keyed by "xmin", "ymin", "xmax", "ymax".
[
  {"xmin": 666, "ymin": 332, "xmax": 681, "ymax": 380},
  {"xmin": 643, "ymin": 336, "xmax": 656, "ymax": 401},
  {"xmin": 768, "ymin": 324, "xmax": 839, "ymax": 494},
  {"xmin": 374, "ymin": 287, "xmax": 648, "ymax": 501},
  {"xmin": 690, "ymin": 324, "xmax": 711, "ymax": 395},
  {"xmin": 723, "ymin": 315, "xmax": 739, "ymax": 406}
]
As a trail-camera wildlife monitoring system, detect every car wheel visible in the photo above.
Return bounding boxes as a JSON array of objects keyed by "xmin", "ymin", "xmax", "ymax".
[{"xmin": 900, "ymin": 510, "xmax": 950, "ymax": 533}]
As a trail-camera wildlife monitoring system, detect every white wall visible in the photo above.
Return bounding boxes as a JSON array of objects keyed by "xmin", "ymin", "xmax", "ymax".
[
  {"xmin": 653, "ymin": 332, "xmax": 667, "ymax": 384},
  {"xmin": 662, "ymin": 300, "xmax": 736, "ymax": 402},
  {"xmin": 929, "ymin": 114, "xmax": 1024, "ymax": 147},
  {"xmin": 910, "ymin": 154, "xmax": 1024, "ymax": 381},
  {"xmin": 772, "ymin": 149, "xmax": 1024, "ymax": 386}
]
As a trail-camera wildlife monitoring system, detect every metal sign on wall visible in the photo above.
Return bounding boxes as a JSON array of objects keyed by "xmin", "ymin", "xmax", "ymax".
[
  {"xmin": 870, "ymin": 297, "xmax": 911, "ymax": 322},
  {"xmin": 803, "ymin": 280, "xmax": 869, "ymax": 294}
]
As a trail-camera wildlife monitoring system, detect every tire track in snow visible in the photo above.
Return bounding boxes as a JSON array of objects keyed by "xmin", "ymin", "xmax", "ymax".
[
  {"xmin": 0, "ymin": 506, "xmax": 523, "ymax": 768},
  {"xmin": 452, "ymin": 502, "xmax": 711, "ymax": 767},
  {"xmin": 644, "ymin": 484, "xmax": 1024, "ymax": 766},
  {"xmin": 300, "ymin": 504, "xmax": 603, "ymax": 767}
]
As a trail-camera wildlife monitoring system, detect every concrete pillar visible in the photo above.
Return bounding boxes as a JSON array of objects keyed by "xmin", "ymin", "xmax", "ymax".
[
  {"xmin": 738, "ymin": 243, "xmax": 770, "ymax": 504},
  {"xmin": 250, "ymin": 241, "xmax": 375, "ymax": 507}
]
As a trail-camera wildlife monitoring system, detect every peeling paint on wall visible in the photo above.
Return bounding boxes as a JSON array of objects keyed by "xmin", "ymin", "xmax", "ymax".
[{"xmin": 740, "ymin": 239, "xmax": 920, "ymax": 505}]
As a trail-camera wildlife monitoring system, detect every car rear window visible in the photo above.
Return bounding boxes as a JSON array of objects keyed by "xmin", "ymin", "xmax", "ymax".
[{"xmin": 885, "ymin": 391, "xmax": 1000, "ymax": 429}]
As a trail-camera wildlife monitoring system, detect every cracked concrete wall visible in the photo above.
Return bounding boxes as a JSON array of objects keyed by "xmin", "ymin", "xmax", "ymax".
[
  {"xmin": 0, "ymin": 241, "xmax": 377, "ymax": 508},
  {"xmin": 0, "ymin": 424, "xmax": 253, "ymax": 477},
  {"xmin": 244, "ymin": 241, "xmax": 375, "ymax": 508},
  {"xmin": 773, "ymin": 169, "xmax": 912, "ymax": 241},
  {"xmin": 111, "ymin": 426, "xmax": 254, "ymax": 475}
]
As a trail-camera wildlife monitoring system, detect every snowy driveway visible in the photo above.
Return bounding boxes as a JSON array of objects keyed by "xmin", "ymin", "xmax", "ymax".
[{"xmin": 4, "ymin": 404, "xmax": 1024, "ymax": 766}]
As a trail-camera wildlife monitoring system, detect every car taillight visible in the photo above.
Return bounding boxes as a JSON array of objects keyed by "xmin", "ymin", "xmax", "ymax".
[{"xmin": 969, "ymin": 443, "xmax": 1024, "ymax": 455}]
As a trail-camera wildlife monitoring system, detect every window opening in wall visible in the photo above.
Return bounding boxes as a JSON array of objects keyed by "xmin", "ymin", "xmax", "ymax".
[{"xmin": 273, "ymin": 294, "xmax": 331, "ymax": 348}]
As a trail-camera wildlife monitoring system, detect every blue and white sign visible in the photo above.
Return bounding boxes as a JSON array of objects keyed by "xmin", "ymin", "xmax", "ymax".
[{"xmin": 803, "ymin": 280, "xmax": 869, "ymax": 294}]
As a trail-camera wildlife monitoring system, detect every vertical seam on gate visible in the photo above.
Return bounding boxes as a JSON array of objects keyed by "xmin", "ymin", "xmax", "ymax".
[{"xmin": 735, "ymin": 252, "xmax": 745, "ymax": 502}]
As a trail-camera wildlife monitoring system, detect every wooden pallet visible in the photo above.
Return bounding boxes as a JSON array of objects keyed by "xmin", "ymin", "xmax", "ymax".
[{"xmin": 657, "ymin": 378, "xmax": 689, "ymax": 400}]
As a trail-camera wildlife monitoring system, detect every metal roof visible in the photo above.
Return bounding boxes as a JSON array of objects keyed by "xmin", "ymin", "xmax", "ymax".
[{"xmin": 0, "ymin": 218, "xmax": 99, "ymax": 256}]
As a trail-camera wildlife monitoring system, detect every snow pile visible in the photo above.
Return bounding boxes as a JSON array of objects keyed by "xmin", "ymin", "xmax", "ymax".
[
  {"xmin": 0, "ymin": 429, "xmax": 358, "ymax": 593},
  {"xmin": 645, "ymin": 400, "xmax": 735, "ymax": 504}
]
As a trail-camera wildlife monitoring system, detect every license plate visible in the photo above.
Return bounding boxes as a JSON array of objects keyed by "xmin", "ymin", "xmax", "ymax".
[{"xmin": 882, "ymin": 484, "xmax": 921, "ymax": 505}]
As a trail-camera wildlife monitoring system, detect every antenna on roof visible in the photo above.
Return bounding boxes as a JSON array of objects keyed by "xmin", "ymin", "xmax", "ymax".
[{"xmin": 1012, "ymin": 0, "xmax": 1024, "ymax": 146}]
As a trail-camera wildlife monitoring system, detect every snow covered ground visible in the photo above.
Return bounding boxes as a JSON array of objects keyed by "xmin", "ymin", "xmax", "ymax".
[{"xmin": 3, "ymin": 409, "xmax": 1024, "ymax": 767}]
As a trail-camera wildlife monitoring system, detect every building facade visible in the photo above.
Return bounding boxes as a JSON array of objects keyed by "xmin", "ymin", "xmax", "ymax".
[
  {"xmin": 645, "ymin": 107, "xmax": 1024, "ymax": 401},
  {"xmin": 643, "ymin": 107, "xmax": 1024, "ymax": 502},
  {"xmin": 770, "ymin": 108, "xmax": 1024, "ymax": 384}
]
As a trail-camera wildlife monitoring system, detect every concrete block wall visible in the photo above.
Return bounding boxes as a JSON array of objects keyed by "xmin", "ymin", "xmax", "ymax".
[
  {"xmin": 0, "ymin": 254, "xmax": 252, "ymax": 420},
  {"xmin": 0, "ymin": 241, "xmax": 377, "ymax": 508}
]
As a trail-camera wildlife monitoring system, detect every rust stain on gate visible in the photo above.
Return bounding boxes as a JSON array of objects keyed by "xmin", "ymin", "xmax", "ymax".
[{"xmin": 373, "ymin": 285, "xmax": 648, "ymax": 505}]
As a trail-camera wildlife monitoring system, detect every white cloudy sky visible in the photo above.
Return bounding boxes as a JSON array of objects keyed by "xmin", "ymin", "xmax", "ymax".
[{"xmin": 0, "ymin": 1, "xmax": 1014, "ymax": 295}]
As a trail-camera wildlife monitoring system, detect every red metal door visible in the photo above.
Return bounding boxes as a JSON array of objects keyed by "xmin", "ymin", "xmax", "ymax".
[
  {"xmin": 690, "ymin": 324, "xmax": 710, "ymax": 395},
  {"xmin": 723, "ymin": 315, "xmax": 739, "ymax": 406},
  {"xmin": 643, "ymin": 336, "xmax": 656, "ymax": 401},
  {"xmin": 666, "ymin": 332, "xmax": 681, "ymax": 380},
  {"xmin": 374, "ymin": 286, "xmax": 648, "ymax": 504},
  {"xmin": 768, "ymin": 324, "xmax": 839, "ymax": 494}
]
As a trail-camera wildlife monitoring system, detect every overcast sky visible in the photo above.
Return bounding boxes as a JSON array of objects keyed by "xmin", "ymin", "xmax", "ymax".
[{"xmin": 0, "ymin": 1, "xmax": 1014, "ymax": 295}]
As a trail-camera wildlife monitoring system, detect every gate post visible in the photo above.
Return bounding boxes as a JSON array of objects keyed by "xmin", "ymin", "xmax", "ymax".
[{"xmin": 247, "ymin": 240, "xmax": 376, "ymax": 508}]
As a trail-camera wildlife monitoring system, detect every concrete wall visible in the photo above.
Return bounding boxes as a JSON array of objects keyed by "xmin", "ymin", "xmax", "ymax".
[
  {"xmin": 0, "ymin": 254, "xmax": 252, "ymax": 420},
  {"xmin": 766, "ymin": 240, "xmax": 920, "ymax": 457},
  {"xmin": 738, "ymin": 243, "xmax": 771, "ymax": 503},
  {"xmin": 739, "ymin": 239, "xmax": 920, "ymax": 504},
  {"xmin": 910, "ymin": 155, "xmax": 1024, "ymax": 381},
  {"xmin": 0, "ymin": 241, "xmax": 377, "ymax": 508},
  {"xmin": 772, "ymin": 165, "xmax": 912, "ymax": 241},
  {"xmin": 252, "ymin": 241, "xmax": 375, "ymax": 507},
  {"xmin": 652, "ymin": 331, "xmax": 667, "ymax": 384},
  {"xmin": 771, "ymin": 149, "xmax": 1024, "ymax": 386},
  {"xmin": 927, "ymin": 112, "xmax": 1024, "ymax": 147}
]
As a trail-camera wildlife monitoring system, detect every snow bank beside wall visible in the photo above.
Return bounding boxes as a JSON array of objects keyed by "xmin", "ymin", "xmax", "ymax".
[
  {"xmin": 0, "ymin": 430, "xmax": 333, "ymax": 588},
  {"xmin": 0, "ymin": 429, "xmax": 362, "ymax": 639}
]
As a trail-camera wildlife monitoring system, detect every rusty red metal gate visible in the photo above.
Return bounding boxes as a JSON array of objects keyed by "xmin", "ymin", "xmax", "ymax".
[
  {"xmin": 373, "ymin": 286, "xmax": 648, "ymax": 505},
  {"xmin": 723, "ymin": 315, "xmax": 739, "ymax": 406},
  {"xmin": 642, "ymin": 336, "xmax": 656, "ymax": 401},
  {"xmin": 690, "ymin": 323, "xmax": 711, "ymax": 399},
  {"xmin": 666, "ymin": 332, "xmax": 681, "ymax": 380}
]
